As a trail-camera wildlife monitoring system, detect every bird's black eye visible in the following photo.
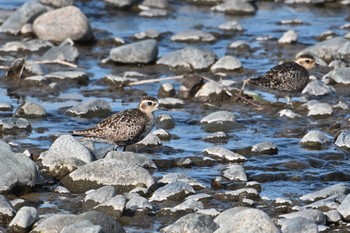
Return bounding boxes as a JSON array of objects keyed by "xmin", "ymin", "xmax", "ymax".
[
  {"xmin": 305, "ymin": 60, "xmax": 311, "ymax": 63},
  {"xmin": 147, "ymin": 101, "xmax": 153, "ymax": 106}
]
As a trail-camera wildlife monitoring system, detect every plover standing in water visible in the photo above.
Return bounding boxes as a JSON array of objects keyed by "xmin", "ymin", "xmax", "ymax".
[
  {"xmin": 243, "ymin": 54, "xmax": 317, "ymax": 103},
  {"xmin": 72, "ymin": 96, "xmax": 161, "ymax": 151}
]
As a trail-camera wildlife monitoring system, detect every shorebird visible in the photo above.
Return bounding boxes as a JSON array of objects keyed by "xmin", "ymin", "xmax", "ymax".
[
  {"xmin": 72, "ymin": 96, "xmax": 161, "ymax": 151},
  {"xmin": 242, "ymin": 54, "xmax": 317, "ymax": 103}
]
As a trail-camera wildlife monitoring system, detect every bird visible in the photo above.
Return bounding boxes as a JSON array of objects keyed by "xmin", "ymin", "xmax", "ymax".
[
  {"xmin": 72, "ymin": 96, "xmax": 162, "ymax": 151},
  {"xmin": 243, "ymin": 54, "xmax": 317, "ymax": 103}
]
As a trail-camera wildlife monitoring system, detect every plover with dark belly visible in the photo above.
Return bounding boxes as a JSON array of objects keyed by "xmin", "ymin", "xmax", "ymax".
[{"xmin": 72, "ymin": 96, "xmax": 161, "ymax": 151}]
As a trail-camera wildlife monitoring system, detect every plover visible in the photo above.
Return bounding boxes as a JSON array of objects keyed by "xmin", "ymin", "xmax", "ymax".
[
  {"xmin": 72, "ymin": 96, "xmax": 161, "ymax": 151},
  {"xmin": 244, "ymin": 54, "xmax": 316, "ymax": 103}
]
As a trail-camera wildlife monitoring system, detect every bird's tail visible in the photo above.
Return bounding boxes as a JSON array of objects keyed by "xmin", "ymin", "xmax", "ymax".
[{"xmin": 71, "ymin": 128, "xmax": 95, "ymax": 137}]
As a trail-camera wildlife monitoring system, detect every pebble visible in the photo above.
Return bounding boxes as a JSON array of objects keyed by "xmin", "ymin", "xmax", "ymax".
[
  {"xmin": 45, "ymin": 71, "xmax": 89, "ymax": 84},
  {"xmin": 158, "ymin": 83, "xmax": 176, "ymax": 98},
  {"xmin": 203, "ymin": 131, "xmax": 229, "ymax": 142},
  {"xmin": 158, "ymin": 173, "xmax": 206, "ymax": 190},
  {"xmin": 105, "ymin": 151, "xmax": 157, "ymax": 169},
  {"xmin": 20, "ymin": 23, "xmax": 33, "ymax": 35},
  {"xmin": 0, "ymin": 117, "xmax": 31, "ymax": 133},
  {"xmin": 15, "ymin": 102, "xmax": 47, "ymax": 118},
  {"xmin": 39, "ymin": 0, "xmax": 74, "ymax": 8},
  {"xmin": 102, "ymin": 75, "xmax": 138, "ymax": 86},
  {"xmin": 251, "ymin": 141, "xmax": 278, "ymax": 155},
  {"xmin": 278, "ymin": 30, "xmax": 298, "ymax": 44},
  {"xmin": 325, "ymin": 209, "xmax": 342, "ymax": 223},
  {"xmin": 299, "ymin": 130, "xmax": 330, "ymax": 150},
  {"xmin": 302, "ymin": 80, "xmax": 335, "ymax": 96},
  {"xmin": 0, "ymin": 195, "xmax": 15, "ymax": 224},
  {"xmin": 139, "ymin": 0, "xmax": 169, "ymax": 9},
  {"xmin": 171, "ymin": 30, "xmax": 216, "ymax": 42},
  {"xmin": 149, "ymin": 181, "xmax": 195, "ymax": 202},
  {"xmin": 167, "ymin": 199, "xmax": 204, "ymax": 212},
  {"xmin": 307, "ymin": 103, "xmax": 333, "ymax": 117},
  {"xmin": 201, "ymin": 110, "xmax": 237, "ymax": 132},
  {"xmin": 8, "ymin": 206, "xmax": 38, "ymax": 231},
  {"xmin": 300, "ymin": 183, "xmax": 350, "ymax": 202},
  {"xmin": 65, "ymin": 99, "xmax": 112, "ymax": 118},
  {"xmin": 203, "ymin": 147, "xmax": 246, "ymax": 162},
  {"xmin": 228, "ymin": 40, "xmax": 251, "ymax": 49},
  {"xmin": 219, "ymin": 20, "xmax": 243, "ymax": 31},
  {"xmin": 211, "ymin": 0, "xmax": 256, "ymax": 15},
  {"xmin": 210, "ymin": 55, "xmax": 242, "ymax": 72},
  {"xmin": 136, "ymin": 133, "xmax": 162, "ymax": 147},
  {"xmin": 139, "ymin": 8, "xmax": 168, "ymax": 17},
  {"xmin": 223, "ymin": 165, "xmax": 247, "ymax": 181},
  {"xmin": 125, "ymin": 193, "xmax": 152, "ymax": 211},
  {"xmin": 0, "ymin": 103, "xmax": 12, "ymax": 111},
  {"xmin": 278, "ymin": 109, "xmax": 301, "ymax": 118}
]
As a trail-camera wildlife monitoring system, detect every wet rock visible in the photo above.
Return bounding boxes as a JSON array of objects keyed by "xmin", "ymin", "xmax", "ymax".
[
  {"xmin": 33, "ymin": 6, "xmax": 94, "ymax": 42},
  {"xmin": 201, "ymin": 111, "xmax": 236, "ymax": 130},
  {"xmin": 219, "ymin": 20, "xmax": 243, "ymax": 31},
  {"xmin": 139, "ymin": 0, "xmax": 169, "ymax": 9},
  {"xmin": 161, "ymin": 213, "xmax": 218, "ymax": 233},
  {"xmin": 0, "ymin": 1, "xmax": 47, "ymax": 34},
  {"xmin": 317, "ymin": 30, "xmax": 336, "ymax": 41},
  {"xmin": 223, "ymin": 165, "xmax": 247, "ymax": 181},
  {"xmin": 102, "ymin": 75, "xmax": 138, "ymax": 86},
  {"xmin": 279, "ymin": 19, "xmax": 303, "ymax": 25},
  {"xmin": 125, "ymin": 193, "xmax": 152, "ymax": 212},
  {"xmin": 0, "ymin": 103, "xmax": 12, "ymax": 111},
  {"xmin": 214, "ymin": 207, "xmax": 248, "ymax": 226},
  {"xmin": 134, "ymin": 29, "xmax": 161, "ymax": 40},
  {"xmin": 109, "ymin": 39, "xmax": 158, "ymax": 64},
  {"xmin": 228, "ymin": 40, "xmax": 251, "ymax": 50},
  {"xmin": 65, "ymin": 99, "xmax": 112, "ymax": 118},
  {"xmin": 171, "ymin": 30, "xmax": 216, "ymax": 42},
  {"xmin": 337, "ymin": 194, "xmax": 350, "ymax": 221},
  {"xmin": 304, "ymin": 194, "xmax": 342, "ymax": 210},
  {"xmin": 211, "ymin": 0, "xmax": 256, "ymax": 15},
  {"xmin": 251, "ymin": 141, "xmax": 278, "ymax": 155},
  {"xmin": 61, "ymin": 159, "xmax": 155, "ymax": 193},
  {"xmin": 106, "ymin": 0, "xmax": 137, "ymax": 8},
  {"xmin": 179, "ymin": 74, "xmax": 204, "ymax": 99},
  {"xmin": 15, "ymin": 102, "xmax": 47, "ymax": 118},
  {"xmin": 158, "ymin": 173, "xmax": 206, "ymax": 190},
  {"xmin": 94, "ymin": 195, "xmax": 126, "ymax": 219},
  {"xmin": 153, "ymin": 129, "xmax": 171, "ymax": 140},
  {"xmin": 158, "ymin": 83, "xmax": 176, "ymax": 98},
  {"xmin": 335, "ymin": 130, "xmax": 350, "ymax": 150},
  {"xmin": 279, "ymin": 217, "xmax": 318, "ymax": 233},
  {"xmin": 203, "ymin": 131, "xmax": 229, "ymax": 143},
  {"xmin": 325, "ymin": 210, "xmax": 342, "ymax": 223},
  {"xmin": 280, "ymin": 209, "xmax": 326, "ymax": 225},
  {"xmin": 139, "ymin": 8, "xmax": 168, "ymax": 17},
  {"xmin": 60, "ymin": 220, "xmax": 102, "ymax": 233},
  {"xmin": 20, "ymin": 23, "xmax": 33, "ymax": 35},
  {"xmin": 0, "ymin": 195, "xmax": 15, "ymax": 224},
  {"xmin": 299, "ymin": 130, "xmax": 331, "ymax": 150},
  {"xmin": 39, "ymin": 0, "xmax": 74, "ymax": 8},
  {"xmin": 216, "ymin": 188, "xmax": 260, "ymax": 201},
  {"xmin": 322, "ymin": 67, "xmax": 350, "ymax": 84},
  {"xmin": 159, "ymin": 98, "xmax": 184, "ymax": 108},
  {"xmin": 42, "ymin": 38, "xmax": 79, "ymax": 62},
  {"xmin": 203, "ymin": 147, "xmax": 246, "ymax": 162},
  {"xmin": 195, "ymin": 81, "xmax": 228, "ymax": 102},
  {"xmin": 329, "ymin": 60, "xmax": 347, "ymax": 69},
  {"xmin": 8, "ymin": 206, "xmax": 38, "ymax": 232},
  {"xmin": 333, "ymin": 101, "xmax": 349, "ymax": 110},
  {"xmin": 157, "ymin": 47, "xmax": 217, "ymax": 71},
  {"xmin": 156, "ymin": 114, "xmax": 175, "ymax": 129},
  {"xmin": 39, "ymin": 134, "xmax": 93, "ymax": 179},
  {"xmin": 135, "ymin": 133, "xmax": 162, "ymax": 147},
  {"xmin": 45, "ymin": 71, "xmax": 89, "ymax": 84},
  {"xmin": 278, "ymin": 30, "xmax": 298, "ymax": 44},
  {"xmin": 214, "ymin": 208, "xmax": 279, "ymax": 233},
  {"xmin": 278, "ymin": 109, "xmax": 301, "ymax": 118},
  {"xmin": 167, "ymin": 199, "xmax": 204, "ymax": 212},
  {"xmin": 150, "ymin": 181, "xmax": 195, "ymax": 202},
  {"xmin": 0, "ymin": 40, "xmax": 52, "ymax": 52},
  {"xmin": 105, "ymin": 151, "xmax": 157, "ymax": 169},
  {"xmin": 210, "ymin": 55, "xmax": 242, "ymax": 72},
  {"xmin": 300, "ymin": 183, "xmax": 350, "ymax": 202},
  {"xmin": 302, "ymin": 80, "xmax": 335, "ymax": 96},
  {"xmin": 307, "ymin": 103, "xmax": 333, "ymax": 117},
  {"xmin": 0, "ymin": 117, "xmax": 31, "ymax": 133},
  {"xmin": 84, "ymin": 186, "xmax": 117, "ymax": 206}
]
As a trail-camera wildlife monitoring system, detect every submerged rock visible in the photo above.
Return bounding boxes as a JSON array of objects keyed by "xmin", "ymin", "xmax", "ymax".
[
  {"xmin": 211, "ymin": 0, "xmax": 256, "ymax": 15},
  {"xmin": 299, "ymin": 130, "xmax": 331, "ymax": 150},
  {"xmin": 210, "ymin": 55, "xmax": 242, "ymax": 72},
  {"xmin": 201, "ymin": 111, "xmax": 237, "ymax": 132},
  {"xmin": 251, "ymin": 142, "xmax": 278, "ymax": 155},
  {"xmin": 106, "ymin": 0, "xmax": 137, "ymax": 8},
  {"xmin": 219, "ymin": 20, "xmax": 243, "ymax": 31},
  {"xmin": 158, "ymin": 83, "xmax": 176, "ymax": 98},
  {"xmin": 171, "ymin": 30, "xmax": 216, "ymax": 42},
  {"xmin": 0, "ymin": 117, "xmax": 31, "ymax": 133},
  {"xmin": 42, "ymin": 38, "xmax": 79, "ymax": 62},
  {"xmin": 203, "ymin": 147, "xmax": 246, "ymax": 162},
  {"xmin": 307, "ymin": 103, "xmax": 333, "ymax": 117},
  {"xmin": 223, "ymin": 165, "xmax": 247, "ymax": 181},
  {"xmin": 65, "ymin": 99, "xmax": 112, "ymax": 118},
  {"xmin": 278, "ymin": 109, "xmax": 301, "ymax": 118},
  {"xmin": 156, "ymin": 114, "xmax": 175, "ymax": 129}
]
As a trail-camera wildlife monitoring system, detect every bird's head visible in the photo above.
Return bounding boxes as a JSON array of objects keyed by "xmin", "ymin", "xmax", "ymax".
[
  {"xmin": 138, "ymin": 96, "xmax": 163, "ymax": 114},
  {"xmin": 295, "ymin": 54, "xmax": 316, "ymax": 70}
]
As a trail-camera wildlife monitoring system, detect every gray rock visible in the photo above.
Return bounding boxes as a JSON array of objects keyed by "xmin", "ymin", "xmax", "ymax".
[
  {"xmin": 280, "ymin": 217, "xmax": 318, "ymax": 233},
  {"xmin": 39, "ymin": 0, "xmax": 74, "ymax": 8},
  {"xmin": 125, "ymin": 193, "xmax": 152, "ymax": 211},
  {"xmin": 325, "ymin": 210, "xmax": 342, "ymax": 223},
  {"xmin": 157, "ymin": 114, "xmax": 175, "ymax": 129},
  {"xmin": 223, "ymin": 165, "xmax": 247, "ymax": 181},
  {"xmin": 179, "ymin": 74, "xmax": 204, "ymax": 99},
  {"xmin": 166, "ymin": 199, "xmax": 204, "ymax": 212},
  {"xmin": 61, "ymin": 220, "xmax": 102, "ymax": 233},
  {"xmin": 61, "ymin": 159, "xmax": 155, "ymax": 193},
  {"xmin": 39, "ymin": 134, "xmax": 93, "ymax": 178},
  {"xmin": 299, "ymin": 130, "xmax": 330, "ymax": 149},
  {"xmin": 136, "ymin": 133, "xmax": 162, "ymax": 146},
  {"xmin": 218, "ymin": 188, "xmax": 260, "ymax": 201},
  {"xmin": 8, "ymin": 206, "xmax": 38, "ymax": 231},
  {"xmin": 210, "ymin": 56, "xmax": 242, "ymax": 72},
  {"xmin": 195, "ymin": 81, "xmax": 228, "ymax": 102},
  {"xmin": 153, "ymin": 128, "xmax": 171, "ymax": 140},
  {"xmin": 0, "ymin": 39, "xmax": 52, "ymax": 52},
  {"xmin": 106, "ymin": 0, "xmax": 137, "ymax": 8},
  {"xmin": 42, "ymin": 38, "xmax": 79, "ymax": 62},
  {"xmin": 333, "ymin": 101, "xmax": 349, "ymax": 110},
  {"xmin": 0, "ymin": 195, "xmax": 15, "ymax": 224},
  {"xmin": 304, "ymin": 194, "xmax": 342, "ymax": 210},
  {"xmin": 158, "ymin": 83, "xmax": 176, "ymax": 98},
  {"xmin": 33, "ymin": 6, "xmax": 94, "ymax": 42},
  {"xmin": 84, "ymin": 186, "xmax": 117, "ymax": 204},
  {"xmin": 329, "ymin": 60, "xmax": 347, "ymax": 69},
  {"xmin": 139, "ymin": 8, "xmax": 168, "ymax": 17},
  {"xmin": 65, "ymin": 99, "xmax": 112, "ymax": 118},
  {"xmin": 300, "ymin": 183, "xmax": 350, "ymax": 202},
  {"xmin": 278, "ymin": 30, "xmax": 298, "ymax": 44},
  {"xmin": 0, "ymin": 141, "xmax": 38, "ymax": 193},
  {"xmin": 45, "ymin": 71, "xmax": 89, "ymax": 84},
  {"xmin": 0, "ymin": 9, "xmax": 12, "ymax": 24},
  {"xmin": 0, "ymin": 103, "xmax": 12, "ymax": 111},
  {"xmin": 0, "ymin": 1, "xmax": 47, "ymax": 34},
  {"xmin": 201, "ymin": 111, "xmax": 236, "ymax": 125},
  {"xmin": 219, "ymin": 21, "xmax": 243, "ymax": 31},
  {"xmin": 278, "ymin": 109, "xmax": 301, "ymax": 118},
  {"xmin": 280, "ymin": 209, "xmax": 326, "ymax": 225},
  {"xmin": 171, "ymin": 30, "xmax": 216, "ymax": 42},
  {"xmin": 139, "ymin": 0, "xmax": 169, "ymax": 9},
  {"xmin": 214, "ymin": 207, "xmax": 248, "ymax": 226},
  {"xmin": 161, "ymin": 213, "xmax": 218, "ymax": 233},
  {"xmin": 228, "ymin": 40, "xmax": 250, "ymax": 49},
  {"xmin": 307, "ymin": 103, "xmax": 333, "ymax": 117},
  {"xmin": 337, "ymin": 194, "xmax": 350, "ymax": 221},
  {"xmin": 150, "ymin": 181, "xmax": 195, "ymax": 202},
  {"xmin": 252, "ymin": 142, "xmax": 278, "ymax": 154},
  {"xmin": 203, "ymin": 147, "xmax": 246, "ymax": 162},
  {"xmin": 0, "ymin": 117, "xmax": 31, "ymax": 133},
  {"xmin": 322, "ymin": 67, "xmax": 350, "ymax": 84},
  {"xmin": 302, "ymin": 80, "xmax": 335, "ymax": 96},
  {"xmin": 15, "ymin": 102, "xmax": 47, "ymax": 118},
  {"xmin": 203, "ymin": 131, "xmax": 229, "ymax": 142},
  {"xmin": 159, "ymin": 98, "xmax": 184, "ymax": 108},
  {"xmin": 158, "ymin": 173, "xmax": 206, "ymax": 190},
  {"xmin": 105, "ymin": 151, "xmax": 157, "ymax": 169},
  {"xmin": 109, "ymin": 39, "xmax": 158, "ymax": 64},
  {"xmin": 20, "ymin": 23, "xmax": 33, "ymax": 35},
  {"xmin": 211, "ymin": 0, "xmax": 256, "ymax": 15},
  {"xmin": 214, "ymin": 208, "xmax": 279, "ymax": 233},
  {"xmin": 157, "ymin": 47, "xmax": 217, "ymax": 71},
  {"xmin": 94, "ymin": 195, "xmax": 126, "ymax": 218},
  {"xmin": 335, "ymin": 130, "xmax": 350, "ymax": 150}
]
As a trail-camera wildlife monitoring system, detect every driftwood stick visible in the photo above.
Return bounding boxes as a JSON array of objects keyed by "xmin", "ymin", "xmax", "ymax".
[
  {"xmin": 127, "ymin": 75, "xmax": 184, "ymax": 86},
  {"xmin": 28, "ymin": 60, "xmax": 78, "ymax": 68}
]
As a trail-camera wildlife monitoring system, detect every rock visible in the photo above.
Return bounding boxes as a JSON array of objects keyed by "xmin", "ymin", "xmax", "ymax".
[
  {"xmin": 280, "ymin": 217, "xmax": 318, "ymax": 233},
  {"xmin": 223, "ymin": 165, "xmax": 247, "ymax": 181},
  {"xmin": 210, "ymin": 56, "xmax": 242, "ymax": 72},
  {"xmin": 15, "ymin": 102, "xmax": 47, "ymax": 118},
  {"xmin": 158, "ymin": 173, "xmax": 206, "ymax": 190},
  {"xmin": 337, "ymin": 194, "xmax": 350, "ymax": 221},
  {"xmin": 219, "ymin": 20, "xmax": 243, "ymax": 31},
  {"xmin": 125, "ymin": 193, "xmax": 152, "ymax": 211},
  {"xmin": 109, "ymin": 39, "xmax": 158, "ymax": 64},
  {"xmin": 211, "ymin": 0, "xmax": 256, "ymax": 15},
  {"xmin": 217, "ymin": 188, "xmax": 260, "ymax": 201},
  {"xmin": 39, "ymin": 134, "xmax": 93, "ymax": 179},
  {"xmin": 161, "ymin": 213, "xmax": 218, "ymax": 233},
  {"xmin": 302, "ymin": 80, "xmax": 335, "ymax": 96},
  {"xmin": 0, "ymin": 9, "xmax": 12, "ymax": 25},
  {"xmin": 203, "ymin": 147, "xmax": 246, "ymax": 162},
  {"xmin": 322, "ymin": 67, "xmax": 350, "ymax": 84},
  {"xmin": 0, "ymin": 195, "xmax": 15, "ymax": 224},
  {"xmin": 300, "ymin": 183, "xmax": 350, "ymax": 202},
  {"xmin": 139, "ymin": 0, "xmax": 169, "ymax": 9},
  {"xmin": 0, "ymin": 117, "xmax": 31, "ymax": 133},
  {"xmin": 20, "ymin": 23, "xmax": 33, "ymax": 35},
  {"xmin": 45, "ymin": 71, "xmax": 89, "ymax": 84},
  {"xmin": 84, "ymin": 186, "xmax": 117, "ymax": 205},
  {"xmin": 139, "ymin": 8, "xmax": 168, "ymax": 17},
  {"xmin": 278, "ymin": 109, "xmax": 301, "ymax": 118},
  {"xmin": 156, "ymin": 114, "xmax": 175, "ymax": 129},
  {"xmin": 228, "ymin": 40, "xmax": 251, "ymax": 50},
  {"xmin": 278, "ymin": 30, "xmax": 298, "ymax": 44},
  {"xmin": 203, "ymin": 131, "xmax": 229, "ymax": 143},
  {"xmin": 157, "ymin": 47, "xmax": 217, "ymax": 71},
  {"xmin": 307, "ymin": 103, "xmax": 333, "ymax": 117},
  {"xmin": 195, "ymin": 81, "xmax": 228, "ymax": 102},
  {"xmin": 94, "ymin": 195, "xmax": 126, "ymax": 219},
  {"xmin": 214, "ymin": 208, "xmax": 279, "ymax": 233},
  {"xmin": 0, "ymin": 1, "xmax": 47, "ymax": 34},
  {"xmin": 150, "ymin": 181, "xmax": 195, "ymax": 202},
  {"xmin": 65, "ymin": 99, "xmax": 112, "ymax": 118},
  {"xmin": 179, "ymin": 74, "xmax": 204, "ymax": 99},
  {"xmin": 325, "ymin": 210, "xmax": 342, "ymax": 223},
  {"xmin": 61, "ymin": 220, "xmax": 102, "ymax": 233},
  {"xmin": 61, "ymin": 159, "xmax": 155, "ymax": 194},
  {"xmin": 8, "ymin": 206, "xmax": 38, "ymax": 232},
  {"xmin": 304, "ymin": 194, "xmax": 342, "ymax": 210},
  {"xmin": 0, "ymin": 141, "xmax": 38, "ymax": 193},
  {"xmin": 158, "ymin": 83, "xmax": 176, "ymax": 98},
  {"xmin": 105, "ymin": 151, "xmax": 157, "ymax": 169},
  {"xmin": 33, "ymin": 6, "xmax": 94, "ymax": 42},
  {"xmin": 159, "ymin": 98, "xmax": 184, "ymax": 108},
  {"xmin": 0, "ymin": 103, "xmax": 12, "ymax": 111},
  {"xmin": 167, "ymin": 199, "xmax": 204, "ymax": 212},
  {"xmin": 299, "ymin": 130, "xmax": 330, "ymax": 150},
  {"xmin": 135, "ymin": 133, "xmax": 162, "ymax": 147},
  {"xmin": 214, "ymin": 207, "xmax": 248, "ymax": 226},
  {"xmin": 171, "ymin": 30, "xmax": 216, "ymax": 42},
  {"xmin": 106, "ymin": 0, "xmax": 137, "ymax": 8},
  {"xmin": 333, "ymin": 101, "xmax": 348, "ymax": 110},
  {"xmin": 281, "ymin": 209, "xmax": 326, "ymax": 225},
  {"xmin": 251, "ymin": 142, "xmax": 278, "ymax": 155},
  {"xmin": 42, "ymin": 38, "xmax": 79, "ymax": 62},
  {"xmin": 335, "ymin": 130, "xmax": 350, "ymax": 150},
  {"xmin": 39, "ymin": 0, "xmax": 74, "ymax": 8}
]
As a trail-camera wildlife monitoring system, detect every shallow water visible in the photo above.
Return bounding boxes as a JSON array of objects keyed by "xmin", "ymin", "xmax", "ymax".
[{"xmin": 1, "ymin": 0, "xmax": 350, "ymax": 231}]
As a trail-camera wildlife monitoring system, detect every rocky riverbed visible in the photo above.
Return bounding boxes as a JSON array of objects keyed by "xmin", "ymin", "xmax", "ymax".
[{"xmin": 0, "ymin": 0, "xmax": 350, "ymax": 232}]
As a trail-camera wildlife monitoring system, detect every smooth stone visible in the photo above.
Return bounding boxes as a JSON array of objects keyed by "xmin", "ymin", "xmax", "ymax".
[
  {"xmin": 322, "ymin": 67, "xmax": 350, "ymax": 84},
  {"xmin": 158, "ymin": 83, "xmax": 176, "ymax": 98},
  {"xmin": 211, "ymin": 0, "xmax": 256, "ymax": 15},
  {"xmin": 94, "ymin": 195, "xmax": 126, "ymax": 219},
  {"xmin": 210, "ymin": 55, "xmax": 242, "ymax": 72},
  {"xmin": 200, "ymin": 110, "xmax": 237, "ymax": 132},
  {"xmin": 228, "ymin": 40, "xmax": 250, "ymax": 49},
  {"xmin": 161, "ymin": 213, "xmax": 218, "ymax": 233},
  {"xmin": 136, "ymin": 133, "xmax": 162, "ymax": 146},
  {"xmin": 299, "ymin": 130, "xmax": 330, "ymax": 149},
  {"xmin": 179, "ymin": 74, "xmax": 204, "ymax": 99},
  {"xmin": 102, "ymin": 75, "xmax": 138, "ymax": 85},
  {"xmin": 65, "ymin": 99, "xmax": 112, "ymax": 118},
  {"xmin": 0, "ymin": 9, "xmax": 13, "ymax": 24},
  {"xmin": 0, "ymin": 1, "xmax": 47, "ymax": 34},
  {"xmin": 109, "ymin": 39, "xmax": 158, "ymax": 64},
  {"xmin": 39, "ymin": 134, "xmax": 93, "ymax": 178},
  {"xmin": 42, "ymin": 38, "xmax": 79, "ymax": 62},
  {"xmin": 214, "ymin": 207, "xmax": 248, "ymax": 226},
  {"xmin": 20, "ymin": 23, "xmax": 33, "ymax": 34},
  {"xmin": 0, "ymin": 117, "xmax": 31, "ymax": 133},
  {"xmin": 106, "ymin": 0, "xmax": 137, "ymax": 8},
  {"xmin": 203, "ymin": 147, "xmax": 246, "ymax": 162},
  {"xmin": 307, "ymin": 103, "xmax": 333, "ymax": 116},
  {"xmin": 300, "ymin": 183, "xmax": 350, "ymax": 202},
  {"xmin": 61, "ymin": 159, "xmax": 155, "ymax": 194},
  {"xmin": 153, "ymin": 129, "xmax": 171, "ymax": 140},
  {"xmin": 15, "ymin": 102, "xmax": 47, "ymax": 118},
  {"xmin": 195, "ymin": 81, "xmax": 228, "ymax": 102},
  {"xmin": 197, "ymin": 208, "xmax": 221, "ymax": 217},
  {"xmin": 156, "ymin": 114, "xmax": 175, "ymax": 129},
  {"xmin": 280, "ymin": 217, "xmax": 318, "ymax": 233},
  {"xmin": 0, "ymin": 195, "xmax": 15, "ymax": 224},
  {"xmin": 105, "ymin": 151, "xmax": 157, "ymax": 169},
  {"xmin": 158, "ymin": 173, "xmax": 206, "ymax": 189},
  {"xmin": 302, "ymin": 80, "xmax": 335, "ymax": 96},
  {"xmin": 304, "ymin": 194, "xmax": 342, "ymax": 210},
  {"xmin": 280, "ymin": 19, "xmax": 303, "ymax": 25},
  {"xmin": 159, "ymin": 97, "xmax": 184, "ymax": 108},
  {"xmin": 139, "ymin": 0, "xmax": 169, "ymax": 9},
  {"xmin": 150, "ymin": 181, "xmax": 195, "ymax": 202},
  {"xmin": 251, "ymin": 142, "xmax": 278, "ymax": 154},
  {"xmin": 337, "ymin": 194, "xmax": 350, "ymax": 221},
  {"xmin": 139, "ymin": 8, "xmax": 168, "ymax": 17},
  {"xmin": 219, "ymin": 20, "xmax": 243, "ymax": 31},
  {"xmin": 203, "ymin": 131, "xmax": 229, "ymax": 142},
  {"xmin": 280, "ymin": 209, "xmax": 326, "ymax": 225},
  {"xmin": 39, "ymin": 0, "xmax": 74, "ymax": 8},
  {"xmin": 157, "ymin": 47, "xmax": 217, "ymax": 71},
  {"xmin": 335, "ymin": 130, "xmax": 350, "ymax": 150},
  {"xmin": 125, "ymin": 193, "xmax": 152, "ymax": 211},
  {"xmin": 61, "ymin": 220, "xmax": 102, "ymax": 233},
  {"xmin": 223, "ymin": 165, "xmax": 247, "ymax": 181},
  {"xmin": 84, "ymin": 186, "xmax": 117, "ymax": 204},
  {"xmin": 33, "ymin": 6, "xmax": 94, "ymax": 42},
  {"xmin": 8, "ymin": 206, "xmax": 38, "ymax": 231},
  {"xmin": 218, "ymin": 188, "xmax": 260, "ymax": 201},
  {"xmin": 0, "ymin": 40, "xmax": 51, "ymax": 52},
  {"xmin": 325, "ymin": 210, "xmax": 342, "ymax": 223},
  {"xmin": 186, "ymin": 193, "xmax": 212, "ymax": 202},
  {"xmin": 0, "ymin": 103, "xmax": 12, "ymax": 111},
  {"xmin": 45, "ymin": 71, "xmax": 89, "ymax": 84},
  {"xmin": 329, "ymin": 60, "xmax": 347, "ymax": 69},
  {"xmin": 278, "ymin": 109, "xmax": 301, "ymax": 118},
  {"xmin": 171, "ymin": 30, "xmax": 216, "ymax": 42},
  {"xmin": 166, "ymin": 199, "xmax": 204, "ymax": 212},
  {"xmin": 278, "ymin": 30, "xmax": 298, "ymax": 44}
]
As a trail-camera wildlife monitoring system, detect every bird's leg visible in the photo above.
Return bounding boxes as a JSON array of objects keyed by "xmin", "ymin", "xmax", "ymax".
[
  {"xmin": 239, "ymin": 78, "xmax": 251, "ymax": 96},
  {"xmin": 122, "ymin": 146, "xmax": 126, "ymax": 152},
  {"xmin": 285, "ymin": 95, "xmax": 292, "ymax": 105}
]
